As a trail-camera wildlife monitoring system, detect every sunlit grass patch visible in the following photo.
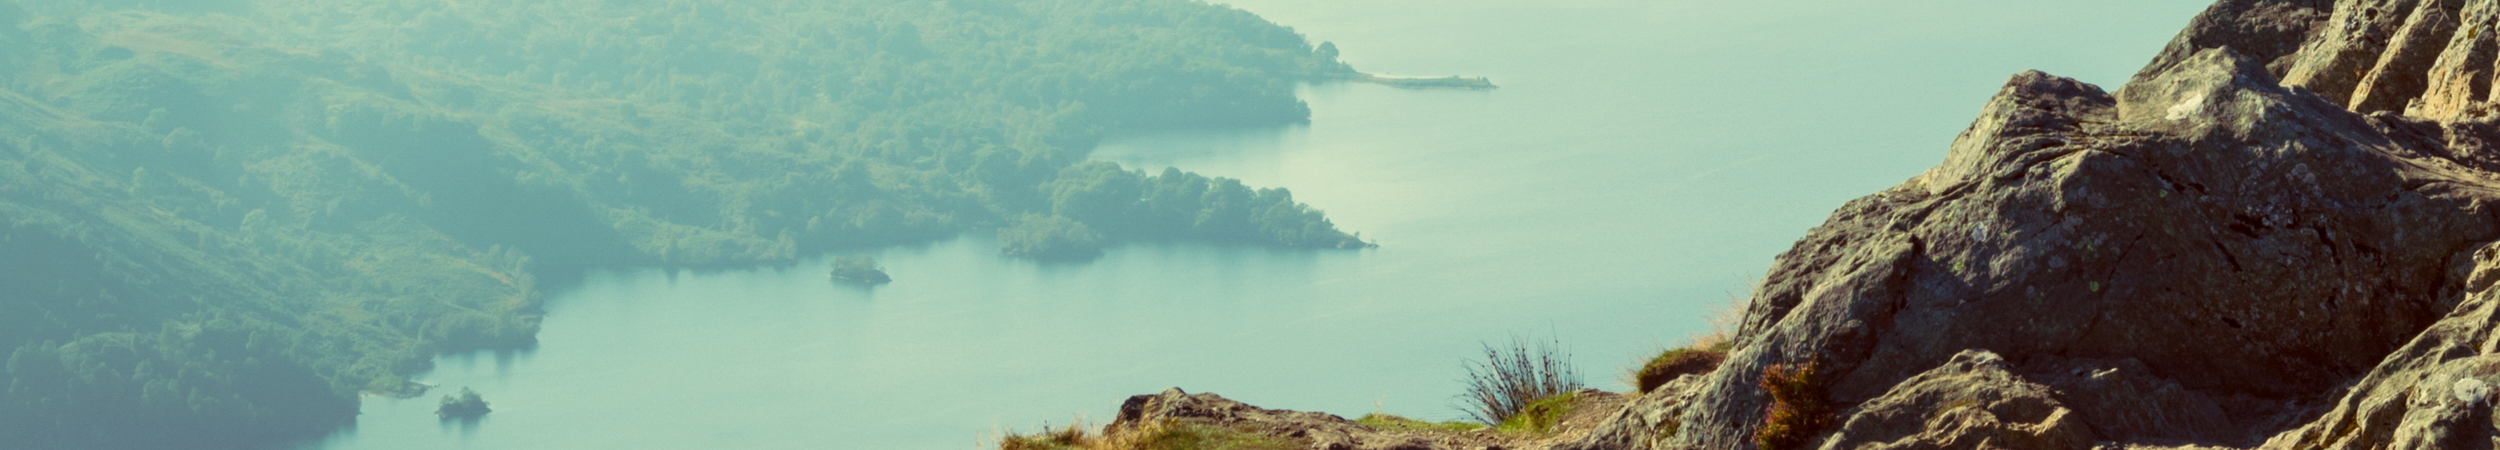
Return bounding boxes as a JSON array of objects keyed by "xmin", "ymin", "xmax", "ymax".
[
  {"xmin": 1494, "ymin": 390, "xmax": 1580, "ymax": 435},
  {"xmin": 997, "ymin": 419, "xmax": 1301, "ymax": 450},
  {"xmin": 1354, "ymin": 413, "xmax": 1484, "ymax": 433}
]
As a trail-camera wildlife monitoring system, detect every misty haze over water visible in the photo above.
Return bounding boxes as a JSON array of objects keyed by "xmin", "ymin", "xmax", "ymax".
[
  {"xmin": 0, "ymin": 0, "xmax": 2209, "ymax": 449},
  {"xmin": 313, "ymin": 1, "xmax": 2208, "ymax": 449}
]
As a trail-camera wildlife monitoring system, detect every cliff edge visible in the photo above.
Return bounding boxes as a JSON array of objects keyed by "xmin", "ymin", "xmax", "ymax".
[{"xmin": 1037, "ymin": 1, "xmax": 2500, "ymax": 449}]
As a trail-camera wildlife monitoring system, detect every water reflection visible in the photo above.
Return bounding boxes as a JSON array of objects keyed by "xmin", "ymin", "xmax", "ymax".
[
  {"xmin": 436, "ymin": 414, "xmax": 484, "ymax": 438},
  {"xmin": 829, "ymin": 278, "xmax": 882, "ymax": 293}
]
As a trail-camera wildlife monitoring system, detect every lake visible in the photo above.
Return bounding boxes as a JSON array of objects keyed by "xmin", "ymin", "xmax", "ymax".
[{"xmin": 302, "ymin": 0, "xmax": 2212, "ymax": 449}]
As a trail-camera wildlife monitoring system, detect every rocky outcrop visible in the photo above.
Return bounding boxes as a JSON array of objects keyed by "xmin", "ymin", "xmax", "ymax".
[
  {"xmin": 1108, "ymin": 388, "xmax": 1459, "ymax": 450},
  {"xmin": 1817, "ymin": 351, "xmax": 2095, "ymax": 450},
  {"xmin": 1568, "ymin": 0, "xmax": 2500, "ymax": 449},
  {"xmin": 1638, "ymin": 50, "xmax": 2495, "ymax": 448},
  {"xmin": 1098, "ymin": 388, "xmax": 1624, "ymax": 450}
]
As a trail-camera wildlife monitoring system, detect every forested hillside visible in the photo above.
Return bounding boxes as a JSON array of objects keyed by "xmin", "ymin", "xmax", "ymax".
[{"xmin": 0, "ymin": 0, "xmax": 1365, "ymax": 447}]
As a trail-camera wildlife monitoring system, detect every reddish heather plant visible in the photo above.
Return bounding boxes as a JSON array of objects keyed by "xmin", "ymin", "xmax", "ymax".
[{"xmin": 1754, "ymin": 362, "xmax": 1831, "ymax": 450}]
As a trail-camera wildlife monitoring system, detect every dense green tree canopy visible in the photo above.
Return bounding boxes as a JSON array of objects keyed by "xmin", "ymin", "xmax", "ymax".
[
  {"xmin": 0, "ymin": 0, "xmax": 1368, "ymax": 447},
  {"xmin": 999, "ymin": 214, "xmax": 1106, "ymax": 260}
]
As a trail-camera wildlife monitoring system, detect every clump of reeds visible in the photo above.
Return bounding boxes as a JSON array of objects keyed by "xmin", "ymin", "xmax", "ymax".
[{"xmin": 1456, "ymin": 335, "xmax": 1584, "ymax": 427}]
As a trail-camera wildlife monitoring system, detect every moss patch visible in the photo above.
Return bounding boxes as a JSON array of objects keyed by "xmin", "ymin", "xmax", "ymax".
[{"xmin": 1496, "ymin": 391, "xmax": 1581, "ymax": 435}]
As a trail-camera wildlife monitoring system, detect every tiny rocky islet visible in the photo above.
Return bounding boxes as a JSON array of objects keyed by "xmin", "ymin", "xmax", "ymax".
[
  {"xmin": 435, "ymin": 388, "xmax": 490, "ymax": 419},
  {"xmin": 829, "ymin": 255, "xmax": 891, "ymax": 285}
]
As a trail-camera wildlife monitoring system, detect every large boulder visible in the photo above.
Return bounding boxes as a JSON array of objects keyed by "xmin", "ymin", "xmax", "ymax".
[{"xmin": 1570, "ymin": 0, "xmax": 2500, "ymax": 448}]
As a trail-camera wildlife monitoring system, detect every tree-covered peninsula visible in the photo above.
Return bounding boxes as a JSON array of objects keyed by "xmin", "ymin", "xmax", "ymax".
[{"xmin": 0, "ymin": 0, "xmax": 1366, "ymax": 447}]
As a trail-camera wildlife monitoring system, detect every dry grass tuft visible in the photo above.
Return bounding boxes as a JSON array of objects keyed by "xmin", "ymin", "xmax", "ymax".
[
  {"xmin": 1623, "ymin": 276, "xmax": 1754, "ymax": 392},
  {"xmin": 997, "ymin": 420, "xmax": 1092, "ymax": 450},
  {"xmin": 1693, "ymin": 274, "xmax": 1757, "ymax": 351}
]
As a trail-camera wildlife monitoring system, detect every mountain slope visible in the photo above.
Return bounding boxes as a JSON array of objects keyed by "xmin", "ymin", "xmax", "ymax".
[{"xmin": 0, "ymin": 0, "xmax": 1373, "ymax": 448}]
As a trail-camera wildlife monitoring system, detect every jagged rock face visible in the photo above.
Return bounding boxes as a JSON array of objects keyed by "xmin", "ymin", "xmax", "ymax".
[
  {"xmin": 1568, "ymin": 0, "xmax": 2500, "ymax": 449},
  {"xmin": 2237, "ymin": 0, "xmax": 2500, "ymax": 120}
]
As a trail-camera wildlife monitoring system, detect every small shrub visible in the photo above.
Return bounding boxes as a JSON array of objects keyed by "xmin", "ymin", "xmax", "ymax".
[
  {"xmin": 1755, "ymin": 362, "xmax": 1832, "ymax": 450},
  {"xmin": 1354, "ymin": 414, "xmax": 1484, "ymax": 433},
  {"xmin": 1635, "ymin": 348, "xmax": 1727, "ymax": 393},
  {"xmin": 1457, "ymin": 335, "xmax": 1583, "ymax": 427}
]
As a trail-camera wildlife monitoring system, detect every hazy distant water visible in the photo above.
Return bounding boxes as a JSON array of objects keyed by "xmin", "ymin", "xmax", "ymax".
[{"xmin": 306, "ymin": 1, "xmax": 2211, "ymax": 449}]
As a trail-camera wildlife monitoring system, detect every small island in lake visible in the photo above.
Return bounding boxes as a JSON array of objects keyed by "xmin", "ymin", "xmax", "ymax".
[
  {"xmin": 830, "ymin": 255, "xmax": 892, "ymax": 284},
  {"xmin": 436, "ymin": 388, "xmax": 491, "ymax": 419},
  {"xmin": 1344, "ymin": 73, "xmax": 1498, "ymax": 90}
]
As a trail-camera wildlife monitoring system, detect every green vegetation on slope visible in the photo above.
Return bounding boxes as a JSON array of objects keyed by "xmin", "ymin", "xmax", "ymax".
[
  {"xmin": 1000, "ymin": 214, "xmax": 1106, "ymax": 260},
  {"xmin": 0, "ymin": 0, "xmax": 1369, "ymax": 447}
]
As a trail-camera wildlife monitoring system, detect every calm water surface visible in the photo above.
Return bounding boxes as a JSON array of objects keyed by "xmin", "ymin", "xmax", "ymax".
[{"xmin": 308, "ymin": 1, "xmax": 2210, "ymax": 449}]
